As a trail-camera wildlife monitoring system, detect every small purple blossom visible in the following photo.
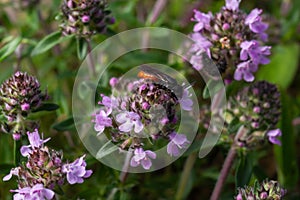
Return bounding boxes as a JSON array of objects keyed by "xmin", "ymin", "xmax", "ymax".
[
  {"xmin": 234, "ymin": 61, "xmax": 257, "ymax": 82},
  {"xmin": 3, "ymin": 168, "xmax": 19, "ymax": 181},
  {"xmin": 21, "ymin": 103, "xmax": 30, "ymax": 111},
  {"xmin": 81, "ymin": 15, "xmax": 90, "ymax": 23},
  {"xmin": 190, "ymin": 33, "xmax": 212, "ymax": 58},
  {"xmin": 20, "ymin": 129, "xmax": 50, "ymax": 157},
  {"xmin": 225, "ymin": 0, "xmax": 241, "ymax": 11},
  {"xmin": 192, "ymin": 10, "xmax": 212, "ymax": 32},
  {"xmin": 109, "ymin": 77, "xmax": 119, "ymax": 87},
  {"xmin": 267, "ymin": 129, "xmax": 282, "ymax": 145},
  {"xmin": 99, "ymin": 94, "xmax": 118, "ymax": 109},
  {"xmin": 236, "ymin": 193, "xmax": 243, "ymax": 200},
  {"xmin": 240, "ymin": 40, "xmax": 271, "ymax": 65},
  {"xmin": 62, "ymin": 155, "xmax": 93, "ymax": 185},
  {"xmin": 11, "ymin": 184, "xmax": 54, "ymax": 200},
  {"xmin": 179, "ymin": 89, "xmax": 193, "ymax": 111},
  {"xmin": 130, "ymin": 148, "xmax": 156, "ymax": 170},
  {"xmin": 245, "ymin": 9, "xmax": 268, "ymax": 33},
  {"xmin": 116, "ymin": 111, "xmax": 144, "ymax": 133},
  {"xmin": 167, "ymin": 132, "xmax": 190, "ymax": 157},
  {"xmin": 12, "ymin": 133, "xmax": 21, "ymax": 141},
  {"xmin": 190, "ymin": 55, "xmax": 203, "ymax": 71},
  {"xmin": 93, "ymin": 109, "xmax": 112, "ymax": 136}
]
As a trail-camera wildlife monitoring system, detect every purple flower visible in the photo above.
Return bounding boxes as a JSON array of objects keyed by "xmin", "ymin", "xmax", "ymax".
[
  {"xmin": 236, "ymin": 193, "xmax": 243, "ymax": 200},
  {"xmin": 267, "ymin": 129, "xmax": 282, "ymax": 145},
  {"xmin": 179, "ymin": 89, "xmax": 193, "ymax": 111},
  {"xmin": 190, "ymin": 33, "xmax": 212, "ymax": 57},
  {"xmin": 99, "ymin": 94, "xmax": 118, "ymax": 109},
  {"xmin": 3, "ymin": 168, "xmax": 19, "ymax": 181},
  {"xmin": 245, "ymin": 8, "xmax": 268, "ymax": 40},
  {"xmin": 93, "ymin": 109, "xmax": 112, "ymax": 136},
  {"xmin": 225, "ymin": 0, "xmax": 241, "ymax": 11},
  {"xmin": 62, "ymin": 155, "xmax": 93, "ymax": 185},
  {"xmin": 11, "ymin": 184, "xmax": 54, "ymax": 200},
  {"xmin": 190, "ymin": 55, "xmax": 203, "ymax": 71},
  {"xmin": 21, "ymin": 103, "xmax": 30, "ymax": 111},
  {"xmin": 167, "ymin": 132, "xmax": 190, "ymax": 157},
  {"xmin": 234, "ymin": 61, "xmax": 257, "ymax": 82},
  {"xmin": 20, "ymin": 129, "xmax": 50, "ymax": 157},
  {"xmin": 130, "ymin": 148, "xmax": 156, "ymax": 170},
  {"xmin": 192, "ymin": 10, "xmax": 212, "ymax": 32},
  {"xmin": 109, "ymin": 77, "xmax": 119, "ymax": 87},
  {"xmin": 240, "ymin": 40, "xmax": 271, "ymax": 65},
  {"xmin": 81, "ymin": 15, "xmax": 90, "ymax": 23},
  {"xmin": 116, "ymin": 111, "xmax": 144, "ymax": 133}
]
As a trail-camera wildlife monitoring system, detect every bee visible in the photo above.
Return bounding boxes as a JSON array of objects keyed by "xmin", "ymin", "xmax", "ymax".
[{"xmin": 137, "ymin": 65, "xmax": 183, "ymax": 99}]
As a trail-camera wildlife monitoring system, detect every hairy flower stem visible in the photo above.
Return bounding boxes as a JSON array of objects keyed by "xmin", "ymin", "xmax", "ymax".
[
  {"xmin": 146, "ymin": 0, "xmax": 168, "ymax": 25},
  {"xmin": 119, "ymin": 151, "xmax": 132, "ymax": 183},
  {"xmin": 87, "ymin": 39, "xmax": 96, "ymax": 77},
  {"xmin": 210, "ymin": 126, "xmax": 248, "ymax": 200},
  {"xmin": 175, "ymin": 152, "xmax": 197, "ymax": 200},
  {"xmin": 142, "ymin": 0, "xmax": 167, "ymax": 49}
]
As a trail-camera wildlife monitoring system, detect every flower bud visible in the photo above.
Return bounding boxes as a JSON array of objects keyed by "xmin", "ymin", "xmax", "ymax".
[
  {"xmin": 228, "ymin": 81, "xmax": 280, "ymax": 131},
  {"xmin": 60, "ymin": 0, "xmax": 114, "ymax": 38},
  {"xmin": 235, "ymin": 180, "xmax": 286, "ymax": 199}
]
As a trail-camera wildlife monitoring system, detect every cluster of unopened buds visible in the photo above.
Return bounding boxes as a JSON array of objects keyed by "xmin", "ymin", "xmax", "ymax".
[
  {"xmin": 199, "ymin": 80, "xmax": 282, "ymax": 150},
  {"xmin": 235, "ymin": 179, "xmax": 286, "ymax": 200},
  {"xmin": 226, "ymin": 81, "xmax": 282, "ymax": 149},
  {"xmin": 190, "ymin": 0, "xmax": 271, "ymax": 82},
  {"xmin": 93, "ymin": 67, "xmax": 194, "ymax": 170},
  {"xmin": 3, "ymin": 129, "xmax": 92, "ymax": 200},
  {"xmin": 59, "ymin": 0, "xmax": 115, "ymax": 37},
  {"xmin": 0, "ymin": 71, "xmax": 47, "ymax": 140}
]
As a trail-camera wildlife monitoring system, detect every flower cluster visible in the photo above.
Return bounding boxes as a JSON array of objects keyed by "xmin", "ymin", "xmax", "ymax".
[
  {"xmin": 92, "ymin": 69, "xmax": 192, "ymax": 170},
  {"xmin": 226, "ymin": 81, "xmax": 282, "ymax": 147},
  {"xmin": 190, "ymin": 0, "xmax": 271, "ymax": 82},
  {"xmin": 0, "ymin": 71, "xmax": 47, "ymax": 139},
  {"xmin": 59, "ymin": 0, "xmax": 114, "ymax": 37},
  {"xmin": 3, "ymin": 129, "xmax": 92, "ymax": 199},
  {"xmin": 235, "ymin": 179, "xmax": 286, "ymax": 200}
]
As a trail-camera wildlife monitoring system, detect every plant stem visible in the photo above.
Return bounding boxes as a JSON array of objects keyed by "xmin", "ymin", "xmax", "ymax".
[
  {"xmin": 175, "ymin": 152, "xmax": 197, "ymax": 200},
  {"xmin": 119, "ymin": 151, "xmax": 132, "ymax": 184},
  {"xmin": 146, "ymin": 0, "xmax": 168, "ymax": 26},
  {"xmin": 210, "ymin": 126, "xmax": 247, "ymax": 200},
  {"xmin": 142, "ymin": 0, "xmax": 168, "ymax": 49},
  {"xmin": 86, "ymin": 39, "xmax": 96, "ymax": 77}
]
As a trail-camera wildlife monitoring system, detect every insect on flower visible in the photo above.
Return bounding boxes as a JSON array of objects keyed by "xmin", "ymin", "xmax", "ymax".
[{"xmin": 137, "ymin": 65, "xmax": 183, "ymax": 99}]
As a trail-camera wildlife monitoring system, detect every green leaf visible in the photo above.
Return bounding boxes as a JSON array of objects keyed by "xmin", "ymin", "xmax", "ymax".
[
  {"xmin": 31, "ymin": 31, "xmax": 72, "ymax": 56},
  {"xmin": 274, "ymin": 91, "xmax": 299, "ymax": 188},
  {"xmin": 227, "ymin": 118, "xmax": 242, "ymax": 134},
  {"xmin": 235, "ymin": 153, "xmax": 253, "ymax": 188},
  {"xmin": 0, "ymin": 164, "xmax": 14, "ymax": 174},
  {"xmin": 51, "ymin": 117, "xmax": 75, "ymax": 131},
  {"xmin": 14, "ymin": 140, "xmax": 22, "ymax": 166},
  {"xmin": 77, "ymin": 37, "xmax": 88, "ymax": 60},
  {"xmin": 53, "ymin": 185, "xmax": 64, "ymax": 195},
  {"xmin": 32, "ymin": 103, "xmax": 59, "ymax": 112},
  {"xmin": 96, "ymin": 141, "xmax": 119, "ymax": 159},
  {"xmin": 257, "ymin": 44, "xmax": 300, "ymax": 89},
  {"xmin": 203, "ymin": 79, "xmax": 224, "ymax": 99},
  {"xmin": 0, "ymin": 37, "xmax": 22, "ymax": 61}
]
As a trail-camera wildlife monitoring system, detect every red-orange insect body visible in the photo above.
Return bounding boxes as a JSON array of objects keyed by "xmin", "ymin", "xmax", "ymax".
[{"xmin": 137, "ymin": 71, "xmax": 159, "ymax": 81}]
